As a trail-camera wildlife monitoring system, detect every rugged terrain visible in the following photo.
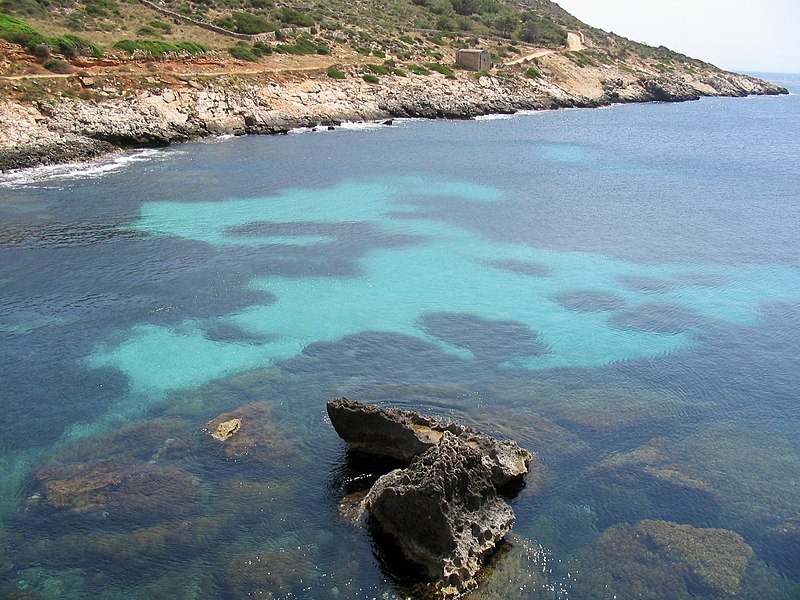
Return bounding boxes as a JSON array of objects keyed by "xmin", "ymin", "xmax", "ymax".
[{"xmin": 0, "ymin": 0, "xmax": 788, "ymax": 170}]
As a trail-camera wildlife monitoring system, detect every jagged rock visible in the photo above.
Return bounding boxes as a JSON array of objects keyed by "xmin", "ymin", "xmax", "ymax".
[
  {"xmin": 326, "ymin": 397, "xmax": 533, "ymax": 488},
  {"xmin": 366, "ymin": 432, "xmax": 515, "ymax": 597},
  {"xmin": 641, "ymin": 75, "xmax": 702, "ymax": 102},
  {"xmin": 210, "ymin": 418, "xmax": 241, "ymax": 441}
]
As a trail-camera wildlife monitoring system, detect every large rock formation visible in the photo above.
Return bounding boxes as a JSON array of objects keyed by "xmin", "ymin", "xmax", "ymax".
[
  {"xmin": 326, "ymin": 396, "xmax": 533, "ymax": 489},
  {"xmin": 0, "ymin": 60, "xmax": 786, "ymax": 171},
  {"xmin": 327, "ymin": 398, "xmax": 535, "ymax": 596},
  {"xmin": 366, "ymin": 432, "xmax": 515, "ymax": 597}
]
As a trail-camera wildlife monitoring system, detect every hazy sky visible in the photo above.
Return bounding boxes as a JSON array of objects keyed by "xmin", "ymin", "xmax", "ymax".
[{"xmin": 555, "ymin": 0, "xmax": 800, "ymax": 73}]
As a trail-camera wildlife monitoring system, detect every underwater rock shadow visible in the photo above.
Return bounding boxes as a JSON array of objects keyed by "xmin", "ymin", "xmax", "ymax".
[{"xmin": 418, "ymin": 311, "xmax": 549, "ymax": 365}]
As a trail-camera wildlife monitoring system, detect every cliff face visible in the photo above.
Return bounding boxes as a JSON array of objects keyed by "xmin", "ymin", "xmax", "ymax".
[{"xmin": 0, "ymin": 46, "xmax": 787, "ymax": 171}]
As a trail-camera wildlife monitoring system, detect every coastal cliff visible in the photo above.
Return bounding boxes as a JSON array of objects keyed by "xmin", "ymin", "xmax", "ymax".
[
  {"xmin": 0, "ymin": 0, "xmax": 788, "ymax": 172},
  {"xmin": 0, "ymin": 57, "xmax": 785, "ymax": 171}
]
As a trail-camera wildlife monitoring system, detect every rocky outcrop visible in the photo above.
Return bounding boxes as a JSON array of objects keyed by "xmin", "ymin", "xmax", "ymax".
[
  {"xmin": 366, "ymin": 432, "xmax": 515, "ymax": 597},
  {"xmin": 328, "ymin": 398, "xmax": 536, "ymax": 596},
  {"xmin": 326, "ymin": 396, "xmax": 533, "ymax": 489},
  {"xmin": 0, "ymin": 63, "xmax": 786, "ymax": 172}
]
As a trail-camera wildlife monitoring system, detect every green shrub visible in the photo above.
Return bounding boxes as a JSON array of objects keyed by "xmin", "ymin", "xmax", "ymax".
[
  {"xmin": 367, "ymin": 63, "xmax": 389, "ymax": 75},
  {"xmin": 53, "ymin": 34, "xmax": 104, "ymax": 58},
  {"xmin": 274, "ymin": 34, "xmax": 328, "ymax": 55},
  {"xmin": 0, "ymin": 13, "xmax": 38, "ymax": 36},
  {"xmin": 113, "ymin": 39, "xmax": 207, "ymax": 58},
  {"xmin": 565, "ymin": 51, "xmax": 597, "ymax": 68},
  {"xmin": 0, "ymin": 13, "xmax": 45, "ymax": 49},
  {"xmin": 473, "ymin": 70, "xmax": 490, "ymax": 78},
  {"xmin": 354, "ymin": 46, "xmax": 371, "ymax": 55},
  {"xmin": 362, "ymin": 73, "xmax": 379, "ymax": 83},
  {"xmin": 43, "ymin": 58, "xmax": 74, "ymax": 74},
  {"xmin": 275, "ymin": 6, "xmax": 313, "ymax": 27},
  {"xmin": 229, "ymin": 43, "xmax": 258, "ymax": 61},
  {"xmin": 253, "ymin": 40, "xmax": 273, "ymax": 55},
  {"xmin": 424, "ymin": 62, "xmax": 455, "ymax": 77},
  {"xmin": 136, "ymin": 26, "xmax": 158, "ymax": 36},
  {"xmin": 372, "ymin": 48, "xmax": 385, "ymax": 58},
  {"xmin": 407, "ymin": 64, "xmax": 431, "ymax": 75},
  {"xmin": 219, "ymin": 11, "xmax": 276, "ymax": 34},
  {"xmin": 149, "ymin": 20, "xmax": 172, "ymax": 33},
  {"xmin": 524, "ymin": 66, "xmax": 541, "ymax": 78},
  {"xmin": 0, "ymin": 16, "xmax": 104, "ymax": 58},
  {"xmin": 327, "ymin": 66, "xmax": 346, "ymax": 79},
  {"xmin": 393, "ymin": 68, "xmax": 406, "ymax": 76}
]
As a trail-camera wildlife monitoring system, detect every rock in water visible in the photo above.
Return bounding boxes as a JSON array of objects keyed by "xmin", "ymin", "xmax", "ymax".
[
  {"xmin": 326, "ymin": 397, "xmax": 533, "ymax": 488},
  {"xmin": 365, "ymin": 432, "xmax": 515, "ymax": 597}
]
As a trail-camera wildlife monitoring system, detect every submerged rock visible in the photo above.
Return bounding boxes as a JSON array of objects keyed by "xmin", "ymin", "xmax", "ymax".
[
  {"xmin": 572, "ymin": 519, "xmax": 757, "ymax": 599},
  {"xmin": 366, "ymin": 432, "xmax": 515, "ymax": 597},
  {"xmin": 224, "ymin": 545, "xmax": 315, "ymax": 599},
  {"xmin": 763, "ymin": 516, "xmax": 800, "ymax": 579},
  {"xmin": 577, "ymin": 437, "xmax": 721, "ymax": 527},
  {"xmin": 326, "ymin": 397, "xmax": 533, "ymax": 488},
  {"xmin": 202, "ymin": 401, "xmax": 292, "ymax": 463},
  {"xmin": 29, "ymin": 458, "xmax": 200, "ymax": 521},
  {"xmin": 466, "ymin": 534, "xmax": 549, "ymax": 600}
]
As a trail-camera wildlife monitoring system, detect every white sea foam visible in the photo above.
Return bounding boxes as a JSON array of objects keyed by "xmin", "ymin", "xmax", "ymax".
[
  {"xmin": 0, "ymin": 148, "xmax": 163, "ymax": 189},
  {"xmin": 473, "ymin": 113, "xmax": 515, "ymax": 121}
]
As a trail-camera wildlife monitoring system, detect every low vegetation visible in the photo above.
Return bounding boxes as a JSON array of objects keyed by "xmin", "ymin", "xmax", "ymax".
[
  {"xmin": 113, "ymin": 39, "xmax": 208, "ymax": 58},
  {"xmin": 1, "ymin": 13, "xmax": 103, "ymax": 57}
]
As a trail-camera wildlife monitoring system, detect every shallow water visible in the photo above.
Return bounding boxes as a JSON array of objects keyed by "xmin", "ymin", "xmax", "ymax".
[{"xmin": 1, "ymin": 74, "xmax": 800, "ymax": 599}]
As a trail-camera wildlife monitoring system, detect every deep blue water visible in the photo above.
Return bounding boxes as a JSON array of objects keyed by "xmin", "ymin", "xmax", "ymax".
[{"xmin": 1, "ymin": 74, "xmax": 799, "ymax": 599}]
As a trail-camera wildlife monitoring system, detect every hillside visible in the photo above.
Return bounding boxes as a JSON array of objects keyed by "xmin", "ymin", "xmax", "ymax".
[{"xmin": 0, "ymin": 0, "xmax": 788, "ymax": 170}]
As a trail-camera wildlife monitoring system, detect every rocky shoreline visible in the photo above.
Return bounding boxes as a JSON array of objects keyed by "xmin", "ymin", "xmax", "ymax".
[{"xmin": 0, "ymin": 58, "xmax": 787, "ymax": 172}]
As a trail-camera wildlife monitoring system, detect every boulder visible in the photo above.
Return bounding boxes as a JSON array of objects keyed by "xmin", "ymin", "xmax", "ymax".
[
  {"xmin": 366, "ymin": 432, "xmax": 515, "ymax": 597},
  {"xmin": 326, "ymin": 397, "xmax": 532, "ymax": 488}
]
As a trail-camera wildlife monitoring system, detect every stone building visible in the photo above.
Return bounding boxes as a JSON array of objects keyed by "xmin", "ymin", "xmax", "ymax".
[{"xmin": 456, "ymin": 49, "xmax": 492, "ymax": 71}]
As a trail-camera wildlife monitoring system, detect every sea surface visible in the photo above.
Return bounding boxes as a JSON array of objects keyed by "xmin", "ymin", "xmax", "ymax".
[{"xmin": 1, "ymin": 73, "xmax": 799, "ymax": 599}]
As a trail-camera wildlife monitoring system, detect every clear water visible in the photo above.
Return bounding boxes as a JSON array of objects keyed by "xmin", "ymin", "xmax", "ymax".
[{"xmin": 1, "ymin": 74, "xmax": 800, "ymax": 599}]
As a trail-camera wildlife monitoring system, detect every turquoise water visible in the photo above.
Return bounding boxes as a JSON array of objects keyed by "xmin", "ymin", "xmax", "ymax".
[{"xmin": 1, "ymin": 74, "xmax": 800, "ymax": 598}]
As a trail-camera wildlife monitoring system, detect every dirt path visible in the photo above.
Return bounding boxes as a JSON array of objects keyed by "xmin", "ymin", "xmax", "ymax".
[
  {"xmin": 505, "ymin": 48, "xmax": 557, "ymax": 66},
  {"xmin": 566, "ymin": 31, "xmax": 584, "ymax": 51},
  {"xmin": 505, "ymin": 30, "xmax": 585, "ymax": 66}
]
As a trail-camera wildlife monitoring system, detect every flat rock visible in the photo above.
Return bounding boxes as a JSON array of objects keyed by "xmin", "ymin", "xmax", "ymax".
[
  {"xmin": 326, "ymin": 397, "xmax": 533, "ymax": 488},
  {"xmin": 366, "ymin": 432, "xmax": 515, "ymax": 597}
]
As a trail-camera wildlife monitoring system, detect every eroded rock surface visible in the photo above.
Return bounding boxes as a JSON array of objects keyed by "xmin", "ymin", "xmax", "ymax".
[
  {"xmin": 366, "ymin": 432, "xmax": 515, "ymax": 597},
  {"xmin": 326, "ymin": 396, "xmax": 533, "ymax": 488}
]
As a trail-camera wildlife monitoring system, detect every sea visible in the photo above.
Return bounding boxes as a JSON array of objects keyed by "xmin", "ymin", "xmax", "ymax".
[{"xmin": 1, "ymin": 73, "xmax": 799, "ymax": 599}]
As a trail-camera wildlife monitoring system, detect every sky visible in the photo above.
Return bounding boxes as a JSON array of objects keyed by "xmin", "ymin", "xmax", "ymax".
[{"xmin": 554, "ymin": 0, "xmax": 800, "ymax": 74}]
